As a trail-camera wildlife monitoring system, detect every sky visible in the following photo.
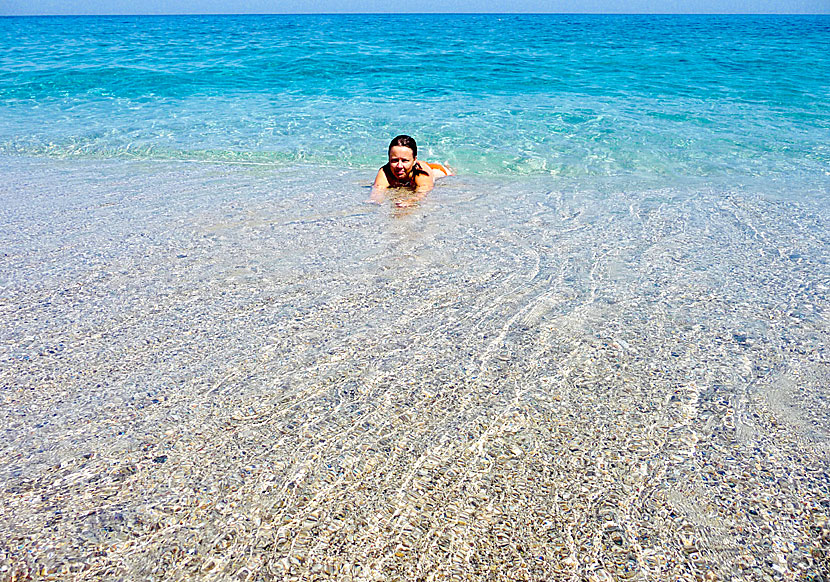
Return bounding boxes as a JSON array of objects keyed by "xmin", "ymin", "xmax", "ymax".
[{"xmin": 1, "ymin": 0, "xmax": 829, "ymax": 15}]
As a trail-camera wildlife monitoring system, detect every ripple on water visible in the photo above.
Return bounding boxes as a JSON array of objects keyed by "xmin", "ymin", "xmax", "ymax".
[{"xmin": 0, "ymin": 158, "xmax": 828, "ymax": 580}]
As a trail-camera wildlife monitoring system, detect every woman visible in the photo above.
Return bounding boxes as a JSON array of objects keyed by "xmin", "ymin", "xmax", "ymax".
[{"xmin": 371, "ymin": 135, "xmax": 453, "ymax": 203}]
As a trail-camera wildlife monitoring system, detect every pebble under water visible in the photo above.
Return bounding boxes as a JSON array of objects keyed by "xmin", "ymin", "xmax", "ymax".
[{"xmin": 1, "ymin": 157, "xmax": 828, "ymax": 580}]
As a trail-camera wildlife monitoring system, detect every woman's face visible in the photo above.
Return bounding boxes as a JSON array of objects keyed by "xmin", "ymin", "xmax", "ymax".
[{"xmin": 388, "ymin": 146, "xmax": 416, "ymax": 180}]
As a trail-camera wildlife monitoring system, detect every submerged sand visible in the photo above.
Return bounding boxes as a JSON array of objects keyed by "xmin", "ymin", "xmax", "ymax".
[{"xmin": 1, "ymin": 159, "xmax": 828, "ymax": 581}]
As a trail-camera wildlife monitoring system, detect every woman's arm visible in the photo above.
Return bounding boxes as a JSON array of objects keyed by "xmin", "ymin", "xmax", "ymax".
[{"xmin": 370, "ymin": 167, "xmax": 390, "ymax": 203}]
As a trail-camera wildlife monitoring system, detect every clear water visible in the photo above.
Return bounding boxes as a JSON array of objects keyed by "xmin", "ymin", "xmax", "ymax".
[
  {"xmin": 1, "ymin": 14, "xmax": 829, "ymax": 182},
  {"xmin": 1, "ymin": 14, "xmax": 829, "ymax": 581}
]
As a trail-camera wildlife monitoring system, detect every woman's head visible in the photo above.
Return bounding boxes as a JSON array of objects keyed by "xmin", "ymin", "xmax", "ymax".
[
  {"xmin": 387, "ymin": 135, "xmax": 418, "ymax": 180},
  {"xmin": 389, "ymin": 134, "xmax": 417, "ymax": 158}
]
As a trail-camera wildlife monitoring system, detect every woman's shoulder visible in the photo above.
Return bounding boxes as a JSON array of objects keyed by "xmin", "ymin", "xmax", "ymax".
[{"xmin": 374, "ymin": 165, "xmax": 391, "ymax": 188}]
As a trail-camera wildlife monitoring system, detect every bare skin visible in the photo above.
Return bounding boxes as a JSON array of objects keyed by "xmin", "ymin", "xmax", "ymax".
[{"xmin": 370, "ymin": 145, "xmax": 451, "ymax": 205}]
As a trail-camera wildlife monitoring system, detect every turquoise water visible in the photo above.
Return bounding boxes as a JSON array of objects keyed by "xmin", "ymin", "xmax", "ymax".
[
  {"xmin": 2, "ymin": 14, "xmax": 830, "ymax": 581},
  {"xmin": 2, "ymin": 14, "xmax": 829, "ymax": 182}
]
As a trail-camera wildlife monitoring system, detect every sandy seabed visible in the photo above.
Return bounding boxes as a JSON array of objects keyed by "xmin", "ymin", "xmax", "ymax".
[{"xmin": 1, "ymin": 159, "xmax": 829, "ymax": 581}]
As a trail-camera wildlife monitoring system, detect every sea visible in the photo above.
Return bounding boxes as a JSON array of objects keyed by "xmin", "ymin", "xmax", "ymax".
[{"xmin": 1, "ymin": 14, "xmax": 829, "ymax": 581}]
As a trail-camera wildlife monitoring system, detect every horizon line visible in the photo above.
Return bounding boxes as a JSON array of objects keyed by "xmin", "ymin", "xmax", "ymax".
[{"xmin": 2, "ymin": 11, "xmax": 829, "ymax": 16}]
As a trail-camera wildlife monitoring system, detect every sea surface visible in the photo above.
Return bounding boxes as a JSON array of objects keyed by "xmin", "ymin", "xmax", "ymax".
[{"xmin": 1, "ymin": 14, "xmax": 829, "ymax": 581}]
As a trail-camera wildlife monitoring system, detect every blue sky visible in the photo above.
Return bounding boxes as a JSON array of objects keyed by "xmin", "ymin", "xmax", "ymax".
[{"xmin": 1, "ymin": 0, "xmax": 828, "ymax": 15}]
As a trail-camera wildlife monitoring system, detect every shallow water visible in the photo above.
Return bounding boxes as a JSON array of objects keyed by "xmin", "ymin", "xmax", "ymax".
[
  {"xmin": 2, "ymin": 12, "xmax": 830, "ymax": 582},
  {"xmin": 2, "ymin": 155, "xmax": 829, "ymax": 580}
]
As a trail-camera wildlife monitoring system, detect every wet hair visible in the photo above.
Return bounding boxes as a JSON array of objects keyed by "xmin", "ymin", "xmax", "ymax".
[{"xmin": 389, "ymin": 135, "xmax": 417, "ymax": 158}]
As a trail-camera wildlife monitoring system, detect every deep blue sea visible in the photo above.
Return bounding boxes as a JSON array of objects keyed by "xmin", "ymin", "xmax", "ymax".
[{"xmin": 2, "ymin": 14, "xmax": 830, "ymax": 581}]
